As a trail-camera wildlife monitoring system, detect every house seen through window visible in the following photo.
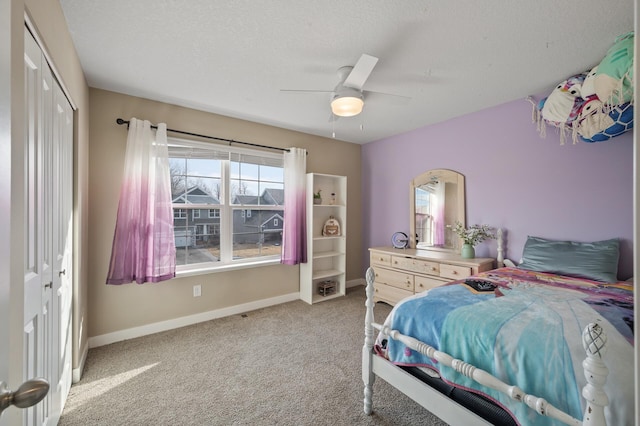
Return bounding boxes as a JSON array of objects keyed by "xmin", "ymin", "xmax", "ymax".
[{"xmin": 169, "ymin": 139, "xmax": 284, "ymax": 271}]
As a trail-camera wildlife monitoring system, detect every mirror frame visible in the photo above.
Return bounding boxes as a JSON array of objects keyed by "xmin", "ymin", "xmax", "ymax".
[{"xmin": 409, "ymin": 169, "xmax": 466, "ymax": 252}]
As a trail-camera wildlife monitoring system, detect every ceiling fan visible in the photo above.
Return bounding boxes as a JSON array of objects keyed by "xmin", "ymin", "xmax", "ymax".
[{"xmin": 281, "ymin": 54, "xmax": 409, "ymax": 118}]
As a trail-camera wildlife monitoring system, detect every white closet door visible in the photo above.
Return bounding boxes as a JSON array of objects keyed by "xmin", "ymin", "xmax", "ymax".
[
  {"xmin": 24, "ymin": 27, "xmax": 51, "ymax": 426},
  {"xmin": 51, "ymin": 78, "xmax": 74, "ymax": 417},
  {"xmin": 23, "ymin": 27, "xmax": 74, "ymax": 425}
]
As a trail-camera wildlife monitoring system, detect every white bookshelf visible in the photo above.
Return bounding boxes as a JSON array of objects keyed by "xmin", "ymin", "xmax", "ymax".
[{"xmin": 300, "ymin": 173, "xmax": 347, "ymax": 304}]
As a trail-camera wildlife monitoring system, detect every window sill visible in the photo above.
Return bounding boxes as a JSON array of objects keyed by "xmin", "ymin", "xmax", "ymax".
[{"xmin": 175, "ymin": 256, "xmax": 283, "ymax": 278}]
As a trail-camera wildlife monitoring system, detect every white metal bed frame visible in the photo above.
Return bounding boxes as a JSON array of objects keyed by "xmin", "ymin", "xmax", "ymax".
[{"xmin": 362, "ymin": 267, "xmax": 611, "ymax": 426}]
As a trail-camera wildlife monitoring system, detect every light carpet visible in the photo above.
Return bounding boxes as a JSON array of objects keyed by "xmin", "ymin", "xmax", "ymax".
[{"xmin": 59, "ymin": 286, "xmax": 448, "ymax": 425}]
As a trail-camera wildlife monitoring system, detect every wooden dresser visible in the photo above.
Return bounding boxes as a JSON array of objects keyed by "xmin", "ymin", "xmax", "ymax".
[{"xmin": 369, "ymin": 247, "xmax": 495, "ymax": 305}]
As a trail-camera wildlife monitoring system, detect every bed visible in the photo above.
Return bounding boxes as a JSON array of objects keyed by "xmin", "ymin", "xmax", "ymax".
[{"xmin": 362, "ymin": 239, "xmax": 634, "ymax": 426}]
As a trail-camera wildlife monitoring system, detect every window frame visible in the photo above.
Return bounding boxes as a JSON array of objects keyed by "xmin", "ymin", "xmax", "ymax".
[{"xmin": 168, "ymin": 137, "xmax": 284, "ymax": 276}]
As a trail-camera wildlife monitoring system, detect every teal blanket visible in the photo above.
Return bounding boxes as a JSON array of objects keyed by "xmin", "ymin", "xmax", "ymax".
[{"xmin": 378, "ymin": 268, "xmax": 634, "ymax": 426}]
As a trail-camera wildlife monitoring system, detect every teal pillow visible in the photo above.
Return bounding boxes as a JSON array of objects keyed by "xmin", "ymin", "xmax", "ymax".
[{"xmin": 518, "ymin": 236, "xmax": 620, "ymax": 283}]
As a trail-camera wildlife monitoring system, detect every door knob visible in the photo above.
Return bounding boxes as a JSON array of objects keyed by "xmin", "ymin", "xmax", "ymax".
[{"xmin": 0, "ymin": 378, "xmax": 49, "ymax": 416}]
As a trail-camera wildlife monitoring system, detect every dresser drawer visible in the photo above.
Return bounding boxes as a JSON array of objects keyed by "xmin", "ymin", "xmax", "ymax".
[
  {"xmin": 374, "ymin": 267, "xmax": 414, "ymax": 291},
  {"xmin": 415, "ymin": 275, "xmax": 447, "ymax": 293},
  {"xmin": 373, "ymin": 283, "xmax": 413, "ymax": 306},
  {"xmin": 391, "ymin": 256, "xmax": 439, "ymax": 276},
  {"xmin": 439, "ymin": 263, "xmax": 472, "ymax": 280},
  {"xmin": 370, "ymin": 252, "xmax": 391, "ymax": 267}
]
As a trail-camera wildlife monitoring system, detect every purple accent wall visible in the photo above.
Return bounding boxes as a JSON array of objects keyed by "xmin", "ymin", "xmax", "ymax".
[{"xmin": 361, "ymin": 98, "xmax": 633, "ymax": 280}]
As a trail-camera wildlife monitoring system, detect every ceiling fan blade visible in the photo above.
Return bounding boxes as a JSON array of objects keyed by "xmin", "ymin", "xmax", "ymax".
[
  {"xmin": 365, "ymin": 90, "xmax": 411, "ymax": 106},
  {"xmin": 280, "ymin": 89, "xmax": 333, "ymax": 94},
  {"xmin": 343, "ymin": 54, "xmax": 379, "ymax": 89}
]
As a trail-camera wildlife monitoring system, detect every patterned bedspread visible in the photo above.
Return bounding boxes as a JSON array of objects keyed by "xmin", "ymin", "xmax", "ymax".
[{"xmin": 375, "ymin": 267, "xmax": 634, "ymax": 426}]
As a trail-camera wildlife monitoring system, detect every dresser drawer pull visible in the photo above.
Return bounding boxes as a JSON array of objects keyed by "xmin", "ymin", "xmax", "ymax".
[
  {"xmin": 451, "ymin": 271, "xmax": 458, "ymax": 275},
  {"xmin": 430, "ymin": 267, "xmax": 437, "ymax": 271}
]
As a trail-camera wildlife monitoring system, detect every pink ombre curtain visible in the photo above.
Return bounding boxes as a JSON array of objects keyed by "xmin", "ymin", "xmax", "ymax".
[
  {"xmin": 106, "ymin": 118, "xmax": 176, "ymax": 284},
  {"xmin": 281, "ymin": 147, "xmax": 307, "ymax": 265}
]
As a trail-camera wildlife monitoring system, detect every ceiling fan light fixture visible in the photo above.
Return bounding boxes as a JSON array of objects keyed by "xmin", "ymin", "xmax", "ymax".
[{"xmin": 331, "ymin": 93, "xmax": 364, "ymax": 117}]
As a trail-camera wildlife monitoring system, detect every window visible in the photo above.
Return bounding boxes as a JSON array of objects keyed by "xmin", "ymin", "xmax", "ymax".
[{"xmin": 169, "ymin": 139, "xmax": 284, "ymax": 272}]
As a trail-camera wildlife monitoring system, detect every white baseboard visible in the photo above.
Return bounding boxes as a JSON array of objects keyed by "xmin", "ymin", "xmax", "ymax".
[
  {"xmin": 72, "ymin": 340, "xmax": 89, "ymax": 383},
  {"xmin": 347, "ymin": 277, "xmax": 365, "ymax": 288},
  {"xmin": 89, "ymin": 292, "xmax": 300, "ymax": 348}
]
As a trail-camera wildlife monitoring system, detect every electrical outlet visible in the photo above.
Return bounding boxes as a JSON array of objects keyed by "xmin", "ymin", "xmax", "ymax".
[{"xmin": 193, "ymin": 284, "xmax": 201, "ymax": 297}]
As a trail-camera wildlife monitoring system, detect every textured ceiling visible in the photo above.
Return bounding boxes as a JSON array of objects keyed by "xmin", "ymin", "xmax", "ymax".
[{"xmin": 59, "ymin": 0, "xmax": 634, "ymax": 144}]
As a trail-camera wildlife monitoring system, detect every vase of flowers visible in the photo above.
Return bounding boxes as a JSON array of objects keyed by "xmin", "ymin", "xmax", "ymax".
[
  {"xmin": 313, "ymin": 190, "xmax": 322, "ymax": 204},
  {"xmin": 452, "ymin": 221, "xmax": 495, "ymax": 259},
  {"xmin": 460, "ymin": 244, "xmax": 475, "ymax": 259}
]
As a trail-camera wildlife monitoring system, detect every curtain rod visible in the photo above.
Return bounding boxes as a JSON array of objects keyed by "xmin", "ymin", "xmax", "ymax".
[{"xmin": 116, "ymin": 118, "xmax": 290, "ymax": 153}]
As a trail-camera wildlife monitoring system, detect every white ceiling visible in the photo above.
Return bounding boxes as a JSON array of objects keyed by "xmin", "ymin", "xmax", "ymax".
[{"xmin": 59, "ymin": 0, "xmax": 634, "ymax": 144}]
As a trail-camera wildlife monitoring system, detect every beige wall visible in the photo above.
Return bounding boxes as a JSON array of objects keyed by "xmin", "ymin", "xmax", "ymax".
[
  {"xmin": 88, "ymin": 88, "xmax": 362, "ymax": 338},
  {"xmin": 23, "ymin": 0, "xmax": 90, "ymax": 376}
]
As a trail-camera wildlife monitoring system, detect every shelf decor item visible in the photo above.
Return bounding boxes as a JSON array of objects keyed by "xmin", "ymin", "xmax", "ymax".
[
  {"xmin": 322, "ymin": 216, "xmax": 341, "ymax": 236},
  {"xmin": 318, "ymin": 280, "xmax": 337, "ymax": 296},
  {"xmin": 452, "ymin": 221, "xmax": 495, "ymax": 259},
  {"xmin": 313, "ymin": 190, "xmax": 322, "ymax": 204}
]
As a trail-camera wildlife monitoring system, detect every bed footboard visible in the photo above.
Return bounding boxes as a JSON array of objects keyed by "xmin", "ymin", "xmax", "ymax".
[
  {"xmin": 581, "ymin": 324, "xmax": 609, "ymax": 426},
  {"xmin": 362, "ymin": 267, "xmax": 610, "ymax": 426},
  {"xmin": 362, "ymin": 267, "xmax": 376, "ymax": 415}
]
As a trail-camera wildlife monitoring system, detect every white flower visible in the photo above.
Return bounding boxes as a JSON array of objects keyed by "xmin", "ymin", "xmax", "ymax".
[{"xmin": 453, "ymin": 221, "xmax": 495, "ymax": 246}]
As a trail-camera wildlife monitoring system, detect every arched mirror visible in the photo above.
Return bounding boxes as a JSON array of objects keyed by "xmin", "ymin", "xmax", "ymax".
[{"xmin": 409, "ymin": 169, "xmax": 465, "ymax": 252}]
